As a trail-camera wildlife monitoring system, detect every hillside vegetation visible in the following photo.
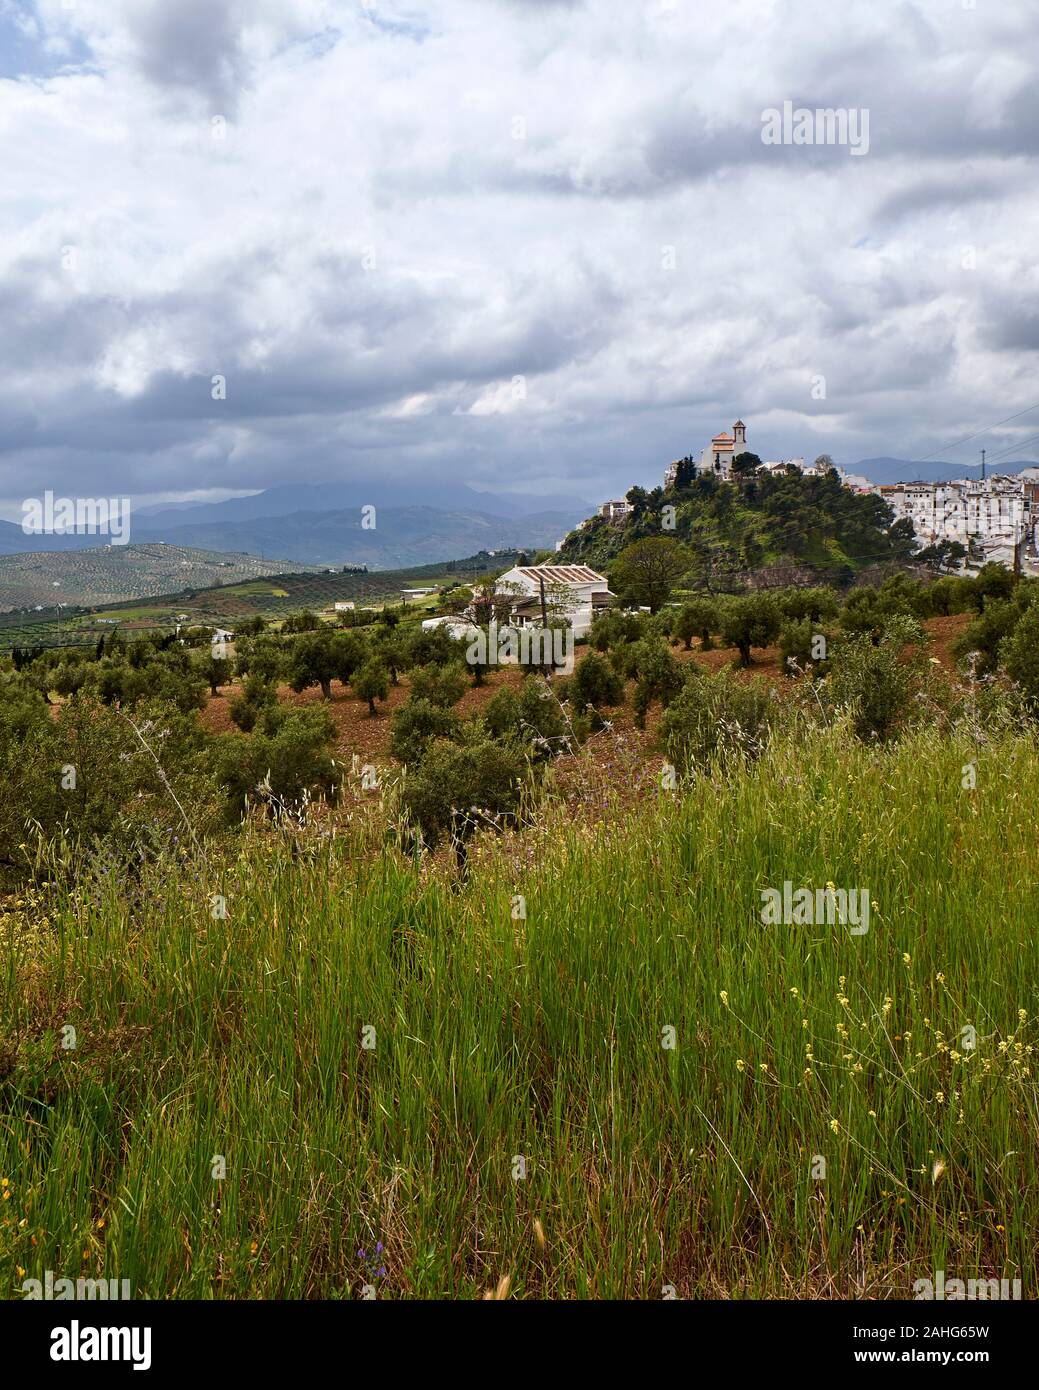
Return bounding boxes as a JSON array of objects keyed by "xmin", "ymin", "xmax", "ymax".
[
  {"xmin": 558, "ymin": 467, "xmax": 915, "ymax": 586},
  {"xmin": 2, "ymin": 564, "xmax": 1037, "ymax": 1298}
]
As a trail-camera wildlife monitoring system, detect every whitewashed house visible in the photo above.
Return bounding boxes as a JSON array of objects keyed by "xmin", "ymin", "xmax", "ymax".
[{"xmin": 493, "ymin": 563, "xmax": 613, "ymax": 638}]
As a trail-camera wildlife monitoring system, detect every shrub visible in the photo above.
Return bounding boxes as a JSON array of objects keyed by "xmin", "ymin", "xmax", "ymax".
[
  {"xmin": 629, "ymin": 638, "xmax": 687, "ymax": 728},
  {"xmin": 1000, "ymin": 604, "xmax": 1039, "ymax": 710},
  {"xmin": 777, "ymin": 587, "xmax": 840, "ymax": 623},
  {"xmin": 229, "ymin": 673, "xmax": 279, "ymax": 733},
  {"xmin": 953, "ymin": 600, "xmax": 1019, "ymax": 678},
  {"xmin": 216, "ymin": 706, "xmax": 338, "ymax": 818},
  {"xmin": 406, "ymin": 626, "xmax": 465, "ymax": 668},
  {"xmin": 389, "ymin": 697, "xmax": 464, "ymax": 767},
  {"xmin": 483, "ymin": 677, "xmax": 572, "ymax": 758},
  {"xmin": 400, "ymin": 733, "xmax": 529, "ymax": 865},
  {"xmin": 589, "ymin": 609, "xmax": 646, "ymax": 654},
  {"xmin": 408, "ymin": 662, "xmax": 467, "ymax": 708},
  {"xmin": 0, "ymin": 695, "xmax": 219, "ymax": 878},
  {"xmin": 569, "ymin": 651, "xmax": 624, "ymax": 714},
  {"xmin": 825, "ymin": 619, "xmax": 923, "ymax": 741},
  {"xmin": 778, "ymin": 618, "xmax": 831, "ymax": 677},
  {"xmin": 658, "ymin": 670, "xmax": 779, "ymax": 777},
  {"xmin": 285, "ymin": 631, "xmax": 362, "ymax": 699},
  {"xmin": 281, "ymin": 610, "xmax": 323, "ymax": 634}
]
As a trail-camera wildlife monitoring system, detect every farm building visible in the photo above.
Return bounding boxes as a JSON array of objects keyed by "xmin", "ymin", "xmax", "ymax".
[{"xmin": 493, "ymin": 564, "xmax": 613, "ymax": 638}]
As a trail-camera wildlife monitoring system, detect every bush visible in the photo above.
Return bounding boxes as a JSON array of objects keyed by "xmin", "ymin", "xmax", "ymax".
[
  {"xmin": 0, "ymin": 695, "xmax": 219, "ymax": 878},
  {"xmin": 285, "ymin": 631, "xmax": 362, "ymax": 699},
  {"xmin": 229, "ymin": 673, "xmax": 279, "ymax": 733},
  {"xmin": 589, "ymin": 609, "xmax": 646, "ymax": 654},
  {"xmin": 629, "ymin": 638, "xmax": 687, "ymax": 728},
  {"xmin": 216, "ymin": 707, "xmax": 338, "ymax": 818},
  {"xmin": 1000, "ymin": 604, "xmax": 1039, "ymax": 710},
  {"xmin": 408, "ymin": 662, "xmax": 467, "ymax": 708},
  {"xmin": 777, "ymin": 587, "xmax": 840, "ymax": 623},
  {"xmin": 778, "ymin": 618, "xmax": 831, "ymax": 677},
  {"xmin": 389, "ymin": 697, "xmax": 464, "ymax": 767},
  {"xmin": 281, "ymin": 610, "xmax": 323, "ymax": 634},
  {"xmin": 406, "ymin": 626, "xmax": 465, "ymax": 668},
  {"xmin": 825, "ymin": 618, "xmax": 923, "ymax": 741},
  {"xmin": 658, "ymin": 670, "xmax": 780, "ymax": 777},
  {"xmin": 483, "ymin": 677, "xmax": 572, "ymax": 758},
  {"xmin": 953, "ymin": 600, "xmax": 1019, "ymax": 678},
  {"xmin": 352, "ymin": 659, "xmax": 390, "ymax": 716},
  {"xmin": 569, "ymin": 651, "xmax": 625, "ymax": 714},
  {"xmin": 400, "ymin": 734, "xmax": 529, "ymax": 863}
]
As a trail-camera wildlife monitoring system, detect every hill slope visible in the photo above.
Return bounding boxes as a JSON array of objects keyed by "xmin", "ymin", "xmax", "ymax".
[
  {"xmin": 557, "ymin": 468, "xmax": 914, "ymax": 584},
  {"xmin": 0, "ymin": 544, "xmax": 318, "ymax": 612}
]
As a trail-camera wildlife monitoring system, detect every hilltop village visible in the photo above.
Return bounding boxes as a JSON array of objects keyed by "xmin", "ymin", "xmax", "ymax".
[{"xmin": 590, "ymin": 418, "xmax": 1039, "ymax": 573}]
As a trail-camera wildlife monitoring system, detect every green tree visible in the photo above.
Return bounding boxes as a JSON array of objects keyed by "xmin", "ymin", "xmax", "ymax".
[
  {"xmin": 611, "ymin": 537, "xmax": 691, "ymax": 613},
  {"xmin": 732, "ymin": 451, "xmax": 762, "ymax": 478},
  {"xmin": 400, "ymin": 734, "xmax": 528, "ymax": 870},
  {"xmin": 658, "ymin": 670, "xmax": 778, "ymax": 777},
  {"xmin": 352, "ymin": 659, "xmax": 389, "ymax": 715},
  {"xmin": 389, "ymin": 698, "xmax": 463, "ymax": 766},
  {"xmin": 198, "ymin": 652, "xmax": 231, "ymax": 696},
  {"xmin": 408, "ymin": 662, "xmax": 467, "ymax": 708},
  {"xmin": 1001, "ymin": 604, "xmax": 1039, "ymax": 709},
  {"xmin": 286, "ymin": 632, "xmax": 340, "ymax": 699},
  {"xmin": 720, "ymin": 594, "xmax": 781, "ymax": 666},
  {"xmin": 629, "ymin": 638, "xmax": 687, "ymax": 728},
  {"xmin": 673, "ymin": 598, "xmax": 719, "ymax": 650},
  {"xmin": 569, "ymin": 651, "xmax": 624, "ymax": 713}
]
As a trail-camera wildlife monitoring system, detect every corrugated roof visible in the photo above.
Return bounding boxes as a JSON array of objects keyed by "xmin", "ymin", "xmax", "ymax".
[{"xmin": 515, "ymin": 565, "xmax": 606, "ymax": 584}]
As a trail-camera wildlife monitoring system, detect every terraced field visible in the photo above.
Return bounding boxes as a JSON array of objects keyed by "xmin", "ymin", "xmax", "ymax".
[{"xmin": 0, "ymin": 549, "xmax": 522, "ymax": 651}]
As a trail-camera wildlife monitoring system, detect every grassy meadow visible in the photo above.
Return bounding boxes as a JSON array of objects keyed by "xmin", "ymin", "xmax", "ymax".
[{"xmin": 1, "ymin": 720, "xmax": 1036, "ymax": 1299}]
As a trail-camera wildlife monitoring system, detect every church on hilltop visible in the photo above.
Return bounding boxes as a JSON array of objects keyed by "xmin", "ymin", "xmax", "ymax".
[{"xmin": 664, "ymin": 419, "xmax": 750, "ymax": 487}]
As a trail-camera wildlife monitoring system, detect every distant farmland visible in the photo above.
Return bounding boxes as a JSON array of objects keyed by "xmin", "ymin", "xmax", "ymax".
[
  {"xmin": 0, "ymin": 543, "xmax": 317, "ymax": 613},
  {"xmin": 0, "ymin": 549, "xmax": 523, "ymax": 651}
]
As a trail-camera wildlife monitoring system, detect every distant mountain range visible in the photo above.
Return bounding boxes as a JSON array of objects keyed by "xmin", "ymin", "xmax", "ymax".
[
  {"xmin": 0, "ymin": 482, "xmax": 591, "ymax": 569},
  {"xmin": 4, "ymin": 463, "xmax": 1037, "ymax": 572},
  {"xmin": 851, "ymin": 458, "xmax": 1039, "ymax": 485}
]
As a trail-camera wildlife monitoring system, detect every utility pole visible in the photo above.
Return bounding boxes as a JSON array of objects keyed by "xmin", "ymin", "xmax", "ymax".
[
  {"xmin": 981, "ymin": 448, "xmax": 986, "ymax": 481},
  {"xmin": 538, "ymin": 575, "xmax": 551, "ymax": 678}
]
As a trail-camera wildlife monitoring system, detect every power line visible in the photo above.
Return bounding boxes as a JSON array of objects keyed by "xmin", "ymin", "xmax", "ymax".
[{"xmin": 903, "ymin": 401, "xmax": 1039, "ymax": 468}]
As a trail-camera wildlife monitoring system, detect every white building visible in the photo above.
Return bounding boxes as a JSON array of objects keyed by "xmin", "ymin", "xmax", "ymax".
[
  {"xmin": 493, "ymin": 563, "xmax": 613, "ymax": 638},
  {"xmin": 599, "ymin": 499, "xmax": 633, "ymax": 522},
  {"xmin": 876, "ymin": 475, "xmax": 1035, "ymax": 551},
  {"xmin": 665, "ymin": 419, "xmax": 752, "ymax": 486}
]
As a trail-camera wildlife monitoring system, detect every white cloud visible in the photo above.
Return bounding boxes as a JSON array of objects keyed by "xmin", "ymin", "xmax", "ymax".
[{"xmin": 0, "ymin": 0, "xmax": 1036, "ymax": 508}]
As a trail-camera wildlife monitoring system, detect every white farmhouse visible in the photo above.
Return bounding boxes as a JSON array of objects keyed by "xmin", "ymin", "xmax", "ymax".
[{"xmin": 493, "ymin": 563, "xmax": 613, "ymax": 638}]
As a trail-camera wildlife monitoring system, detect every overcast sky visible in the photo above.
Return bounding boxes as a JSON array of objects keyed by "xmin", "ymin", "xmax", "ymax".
[{"xmin": 1, "ymin": 0, "xmax": 1038, "ymax": 516}]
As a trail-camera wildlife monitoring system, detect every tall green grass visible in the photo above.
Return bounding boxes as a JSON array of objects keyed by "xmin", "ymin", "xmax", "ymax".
[{"xmin": 2, "ymin": 722, "xmax": 1036, "ymax": 1298}]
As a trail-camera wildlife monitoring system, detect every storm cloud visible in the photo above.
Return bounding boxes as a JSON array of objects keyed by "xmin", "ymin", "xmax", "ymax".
[{"xmin": 1, "ymin": 0, "xmax": 1037, "ymax": 516}]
